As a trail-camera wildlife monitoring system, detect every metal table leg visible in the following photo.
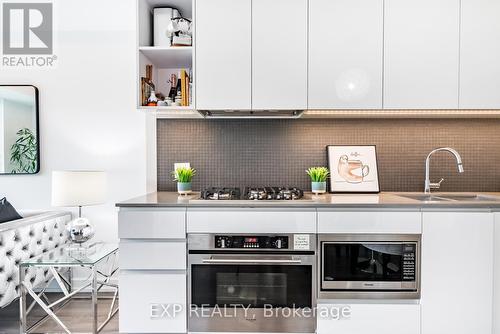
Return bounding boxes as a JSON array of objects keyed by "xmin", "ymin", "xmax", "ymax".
[
  {"xmin": 96, "ymin": 251, "xmax": 119, "ymax": 333},
  {"xmin": 96, "ymin": 282, "xmax": 119, "ymax": 332},
  {"xmin": 19, "ymin": 266, "xmax": 27, "ymax": 334},
  {"xmin": 20, "ymin": 248, "xmax": 119, "ymax": 334},
  {"xmin": 24, "ymin": 284, "xmax": 71, "ymax": 334},
  {"xmin": 20, "ymin": 265, "xmax": 83, "ymax": 334},
  {"xmin": 92, "ymin": 265, "xmax": 98, "ymax": 334}
]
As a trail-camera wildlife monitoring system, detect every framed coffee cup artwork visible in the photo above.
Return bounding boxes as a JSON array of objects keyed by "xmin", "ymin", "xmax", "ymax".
[{"xmin": 327, "ymin": 145, "xmax": 380, "ymax": 193}]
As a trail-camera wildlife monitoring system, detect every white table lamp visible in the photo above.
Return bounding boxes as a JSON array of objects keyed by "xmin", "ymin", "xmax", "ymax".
[{"xmin": 52, "ymin": 171, "xmax": 107, "ymax": 244}]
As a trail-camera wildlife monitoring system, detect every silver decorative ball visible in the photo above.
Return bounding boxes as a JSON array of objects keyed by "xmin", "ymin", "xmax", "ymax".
[{"xmin": 67, "ymin": 218, "xmax": 95, "ymax": 244}]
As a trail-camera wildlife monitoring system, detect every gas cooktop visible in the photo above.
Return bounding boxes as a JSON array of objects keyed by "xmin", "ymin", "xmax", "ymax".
[{"xmin": 200, "ymin": 187, "xmax": 304, "ymax": 201}]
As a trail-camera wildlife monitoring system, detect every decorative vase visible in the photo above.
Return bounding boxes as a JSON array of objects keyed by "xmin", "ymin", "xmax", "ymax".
[
  {"xmin": 177, "ymin": 182, "xmax": 192, "ymax": 195},
  {"xmin": 67, "ymin": 217, "xmax": 95, "ymax": 245},
  {"xmin": 311, "ymin": 181, "xmax": 327, "ymax": 194}
]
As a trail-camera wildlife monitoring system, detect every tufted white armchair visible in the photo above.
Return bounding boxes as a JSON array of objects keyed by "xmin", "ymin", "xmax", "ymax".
[{"xmin": 0, "ymin": 211, "xmax": 72, "ymax": 308}]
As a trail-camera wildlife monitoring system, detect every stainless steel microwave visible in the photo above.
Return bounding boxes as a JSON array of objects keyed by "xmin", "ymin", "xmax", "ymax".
[{"xmin": 319, "ymin": 234, "xmax": 421, "ymax": 299}]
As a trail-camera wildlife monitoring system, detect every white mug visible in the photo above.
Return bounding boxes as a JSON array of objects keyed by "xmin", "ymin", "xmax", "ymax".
[
  {"xmin": 177, "ymin": 19, "xmax": 191, "ymax": 34},
  {"xmin": 167, "ymin": 20, "xmax": 179, "ymax": 34}
]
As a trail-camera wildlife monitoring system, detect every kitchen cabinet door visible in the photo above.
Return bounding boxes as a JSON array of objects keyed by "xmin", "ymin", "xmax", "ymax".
[
  {"xmin": 120, "ymin": 271, "xmax": 187, "ymax": 333},
  {"xmin": 252, "ymin": 0, "xmax": 308, "ymax": 110},
  {"xmin": 421, "ymin": 212, "xmax": 493, "ymax": 334},
  {"xmin": 187, "ymin": 208, "xmax": 316, "ymax": 233},
  {"xmin": 119, "ymin": 240, "xmax": 186, "ymax": 270},
  {"xmin": 383, "ymin": 0, "xmax": 460, "ymax": 109},
  {"xmin": 195, "ymin": 0, "xmax": 251, "ymax": 109},
  {"xmin": 118, "ymin": 208, "xmax": 186, "ymax": 239},
  {"xmin": 317, "ymin": 210, "xmax": 421, "ymax": 234},
  {"xmin": 459, "ymin": 0, "xmax": 500, "ymax": 109},
  {"xmin": 308, "ymin": 0, "xmax": 383, "ymax": 109},
  {"xmin": 317, "ymin": 303, "xmax": 420, "ymax": 334},
  {"xmin": 494, "ymin": 213, "xmax": 500, "ymax": 334}
]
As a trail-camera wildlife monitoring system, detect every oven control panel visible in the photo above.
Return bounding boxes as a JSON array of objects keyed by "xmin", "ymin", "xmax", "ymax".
[
  {"xmin": 402, "ymin": 243, "xmax": 417, "ymax": 281},
  {"xmin": 215, "ymin": 235, "xmax": 289, "ymax": 249}
]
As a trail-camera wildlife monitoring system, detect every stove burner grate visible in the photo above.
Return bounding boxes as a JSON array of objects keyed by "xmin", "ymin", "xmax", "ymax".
[{"xmin": 200, "ymin": 187, "xmax": 241, "ymax": 200}]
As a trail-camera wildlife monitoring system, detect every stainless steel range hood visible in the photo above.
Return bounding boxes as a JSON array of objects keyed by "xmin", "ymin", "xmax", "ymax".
[{"xmin": 198, "ymin": 110, "xmax": 304, "ymax": 119}]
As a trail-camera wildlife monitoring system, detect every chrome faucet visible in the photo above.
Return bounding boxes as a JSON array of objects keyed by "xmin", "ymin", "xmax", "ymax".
[{"xmin": 424, "ymin": 147, "xmax": 464, "ymax": 193}]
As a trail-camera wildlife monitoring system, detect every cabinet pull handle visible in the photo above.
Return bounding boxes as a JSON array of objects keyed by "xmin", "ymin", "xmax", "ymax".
[{"xmin": 201, "ymin": 258, "xmax": 302, "ymax": 264}]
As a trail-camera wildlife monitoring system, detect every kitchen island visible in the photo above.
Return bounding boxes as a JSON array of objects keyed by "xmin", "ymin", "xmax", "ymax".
[
  {"xmin": 116, "ymin": 192, "xmax": 500, "ymax": 334},
  {"xmin": 117, "ymin": 191, "xmax": 500, "ymax": 209}
]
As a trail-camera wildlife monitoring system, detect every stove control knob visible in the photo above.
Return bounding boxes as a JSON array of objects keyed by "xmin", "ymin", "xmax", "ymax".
[
  {"xmin": 221, "ymin": 239, "xmax": 226, "ymax": 248},
  {"xmin": 276, "ymin": 239, "xmax": 282, "ymax": 249}
]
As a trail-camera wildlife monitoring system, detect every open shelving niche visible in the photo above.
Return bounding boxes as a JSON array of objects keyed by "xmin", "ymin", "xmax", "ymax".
[{"xmin": 137, "ymin": 0, "xmax": 201, "ymax": 118}]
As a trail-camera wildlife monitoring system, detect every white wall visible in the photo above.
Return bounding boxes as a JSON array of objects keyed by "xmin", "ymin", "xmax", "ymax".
[{"xmin": 0, "ymin": 0, "xmax": 146, "ymax": 243}]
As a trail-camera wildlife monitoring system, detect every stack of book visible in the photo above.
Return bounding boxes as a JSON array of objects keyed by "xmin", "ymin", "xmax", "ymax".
[
  {"xmin": 168, "ymin": 69, "xmax": 191, "ymax": 107},
  {"xmin": 140, "ymin": 64, "xmax": 192, "ymax": 107},
  {"xmin": 179, "ymin": 69, "xmax": 190, "ymax": 106}
]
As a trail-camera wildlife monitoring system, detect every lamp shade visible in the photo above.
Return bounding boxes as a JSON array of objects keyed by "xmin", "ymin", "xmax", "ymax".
[{"xmin": 51, "ymin": 171, "xmax": 107, "ymax": 207}]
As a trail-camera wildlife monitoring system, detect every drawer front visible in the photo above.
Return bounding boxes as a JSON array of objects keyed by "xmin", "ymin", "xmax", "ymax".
[
  {"xmin": 119, "ymin": 271, "xmax": 187, "ymax": 333},
  {"xmin": 118, "ymin": 209, "xmax": 186, "ymax": 239},
  {"xmin": 187, "ymin": 209, "xmax": 316, "ymax": 233},
  {"xmin": 318, "ymin": 211, "xmax": 421, "ymax": 234},
  {"xmin": 317, "ymin": 303, "xmax": 420, "ymax": 334},
  {"xmin": 119, "ymin": 241, "xmax": 186, "ymax": 270}
]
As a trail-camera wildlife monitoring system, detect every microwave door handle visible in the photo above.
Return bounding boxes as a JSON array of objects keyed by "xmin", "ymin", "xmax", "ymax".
[{"xmin": 201, "ymin": 258, "xmax": 302, "ymax": 264}]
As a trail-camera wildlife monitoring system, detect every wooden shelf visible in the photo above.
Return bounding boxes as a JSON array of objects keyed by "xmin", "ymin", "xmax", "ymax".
[
  {"xmin": 138, "ymin": 105, "xmax": 194, "ymax": 110},
  {"xmin": 139, "ymin": 46, "xmax": 192, "ymax": 68},
  {"xmin": 138, "ymin": 106, "xmax": 202, "ymax": 118}
]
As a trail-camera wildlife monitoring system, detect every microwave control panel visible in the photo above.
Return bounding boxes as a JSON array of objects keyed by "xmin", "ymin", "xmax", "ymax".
[
  {"xmin": 402, "ymin": 243, "xmax": 417, "ymax": 281},
  {"xmin": 215, "ymin": 235, "xmax": 289, "ymax": 249}
]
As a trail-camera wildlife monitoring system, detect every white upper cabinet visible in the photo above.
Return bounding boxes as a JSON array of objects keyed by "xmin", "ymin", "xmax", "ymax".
[
  {"xmin": 195, "ymin": 0, "xmax": 252, "ymax": 110},
  {"xmin": 194, "ymin": 0, "xmax": 500, "ymax": 113},
  {"xmin": 421, "ymin": 212, "xmax": 493, "ymax": 334},
  {"xmin": 459, "ymin": 0, "xmax": 500, "ymax": 109},
  {"xmin": 383, "ymin": 0, "xmax": 460, "ymax": 109},
  {"xmin": 308, "ymin": 0, "xmax": 383, "ymax": 109},
  {"xmin": 252, "ymin": 0, "xmax": 308, "ymax": 110}
]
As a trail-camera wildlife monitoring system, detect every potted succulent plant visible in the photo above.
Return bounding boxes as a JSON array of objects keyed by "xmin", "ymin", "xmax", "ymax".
[
  {"xmin": 172, "ymin": 166, "xmax": 197, "ymax": 195},
  {"xmin": 306, "ymin": 167, "xmax": 330, "ymax": 194}
]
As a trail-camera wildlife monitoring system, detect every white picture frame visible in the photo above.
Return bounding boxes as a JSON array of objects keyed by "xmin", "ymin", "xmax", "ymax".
[{"xmin": 327, "ymin": 145, "xmax": 380, "ymax": 193}]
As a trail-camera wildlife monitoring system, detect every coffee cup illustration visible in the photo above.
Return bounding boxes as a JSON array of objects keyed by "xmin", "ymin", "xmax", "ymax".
[{"xmin": 338, "ymin": 155, "xmax": 370, "ymax": 183}]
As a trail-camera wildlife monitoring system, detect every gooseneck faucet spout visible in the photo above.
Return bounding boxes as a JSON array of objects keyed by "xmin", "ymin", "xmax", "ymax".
[{"xmin": 424, "ymin": 147, "xmax": 464, "ymax": 193}]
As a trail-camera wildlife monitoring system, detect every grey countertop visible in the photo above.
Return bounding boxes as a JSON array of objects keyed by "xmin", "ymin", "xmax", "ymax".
[{"xmin": 116, "ymin": 192, "xmax": 500, "ymax": 209}]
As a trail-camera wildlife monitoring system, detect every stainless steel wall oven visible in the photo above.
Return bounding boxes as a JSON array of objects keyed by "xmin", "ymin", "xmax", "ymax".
[
  {"xmin": 188, "ymin": 234, "xmax": 316, "ymax": 333},
  {"xmin": 319, "ymin": 234, "xmax": 421, "ymax": 299}
]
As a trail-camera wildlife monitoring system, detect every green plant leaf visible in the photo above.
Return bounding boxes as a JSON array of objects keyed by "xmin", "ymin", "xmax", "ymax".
[
  {"xmin": 171, "ymin": 167, "xmax": 197, "ymax": 183},
  {"xmin": 306, "ymin": 167, "xmax": 330, "ymax": 182},
  {"xmin": 10, "ymin": 128, "xmax": 37, "ymax": 174}
]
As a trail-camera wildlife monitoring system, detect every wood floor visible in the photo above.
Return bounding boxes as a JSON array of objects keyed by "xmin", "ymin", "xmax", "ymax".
[{"xmin": 0, "ymin": 294, "xmax": 119, "ymax": 334}]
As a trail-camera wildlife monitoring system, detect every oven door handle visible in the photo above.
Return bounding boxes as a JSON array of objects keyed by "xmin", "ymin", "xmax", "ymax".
[{"xmin": 201, "ymin": 257, "xmax": 302, "ymax": 264}]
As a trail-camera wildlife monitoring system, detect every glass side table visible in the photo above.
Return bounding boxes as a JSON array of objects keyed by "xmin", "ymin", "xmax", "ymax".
[{"xmin": 19, "ymin": 242, "xmax": 119, "ymax": 334}]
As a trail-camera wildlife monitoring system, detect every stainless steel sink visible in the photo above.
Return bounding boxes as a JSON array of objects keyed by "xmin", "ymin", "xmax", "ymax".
[
  {"xmin": 397, "ymin": 194, "xmax": 451, "ymax": 202},
  {"xmin": 398, "ymin": 193, "xmax": 500, "ymax": 202},
  {"xmin": 437, "ymin": 194, "xmax": 500, "ymax": 202}
]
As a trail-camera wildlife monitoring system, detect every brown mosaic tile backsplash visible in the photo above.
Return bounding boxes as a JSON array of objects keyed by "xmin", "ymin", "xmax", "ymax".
[{"xmin": 157, "ymin": 119, "xmax": 500, "ymax": 192}]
